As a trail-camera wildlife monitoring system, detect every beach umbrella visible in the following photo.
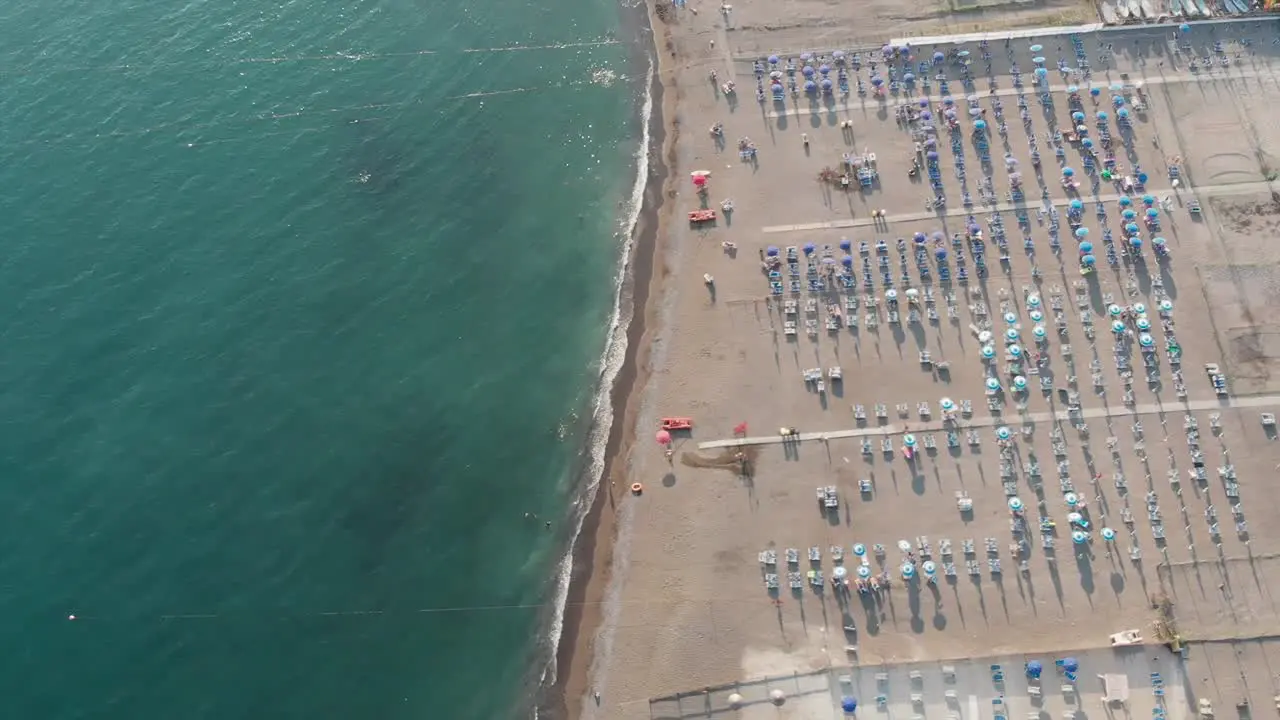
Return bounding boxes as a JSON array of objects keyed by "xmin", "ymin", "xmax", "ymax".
[
  {"xmin": 986, "ymin": 377, "xmax": 1001, "ymax": 391},
  {"xmin": 901, "ymin": 562, "xmax": 916, "ymax": 579},
  {"xmin": 819, "ymin": 64, "xmax": 831, "ymax": 75},
  {"xmin": 1153, "ymin": 237, "xmax": 1167, "ymax": 248},
  {"xmin": 933, "ymin": 51, "xmax": 946, "ymax": 63},
  {"xmin": 1062, "ymin": 167, "xmax": 1075, "ymax": 177},
  {"xmin": 804, "ymin": 80, "xmax": 817, "ymax": 92},
  {"xmin": 1146, "ymin": 208, "xmax": 1159, "ymax": 219},
  {"xmin": 903, "ymin": 434, "xmax": 917, "ymax": 448},
  {"xmin": 840, "ymin": 238, "xmax": 853, "ymax": 251},
  {"xmin": 770, "ymin": 689, "xmax": 787, "ymax": 703},
  {"xmin": 979, "ymin": 330, "xmax": 994, "ymax": 343},
  {"xmin": 918, "ymin": 98, "xmax": 929, "ymax": 108},
  {"xmin": 770, "ymin": 70, "xmax": 782, "ymax": 80},
  {"xmin": 1009, "ymin": 346, "xmax": 1023, "ymax": 359},
  {"xmin": 966, "ymin": 93, "xmax": 979, "ymax": 104},
  {"xmin": 833, "ymin": 50, "xmax": 845, "ymax": 59},
  {"xmin": 1068, "ymin": 512, "xmax": 1084, "ymax": 526},
  {"xmin": 1030, "ymin": 310, "xmax": 1043, "ymax": 322},
  {"xmin": 969, "ymin": 107, "xmax": 982, "ymax": 117},
  {"xmin": 903, "ymin": 72, "xmax": 915, "ymax": 82},
  {"xmin": 1032, "ymin": 56, "xmax": 1046, "ymax": 65},
  {"xmin": 871, "ymin": 76, "xmax": 883, "ymax": 87},
  {"xmin": 926, "ymin": 151, "xmax": 939, "ymax": 161},
  {"xmin": 768, "ymin": 55, "xmax": 780, "ymax": 64},
  {"xmin": 1113, "ymin": 94, "xmax": 1125, "ymax": 106},
  {"xmin": 1118, "ymin": 107, "xmax": 1130, "ymax": 119},
  {"xmin": 857, "ymin": 565, "xmax": 871, "ymax": 578},
  {"xmin": 1003, "ymin": 311, "xmax": 1017, "ymax": 324},
  {"xmin": 1027, "ymin": 660, "xmax": 1043, "ymax": 678},
  {"xmin": 996, "ymin": 426, "xmax": 1012, "ymax": 441},
  {"xmin": 1012, "ymin": 376, "xmax": 1026, "ymax": 391},
  {"xmin": 692, "ymin": 175, "xmax": 707, "ymax": 187},
  {"xmin": 842, "ymin": 697, "xmax": 858, "ymax": 714},
  {"xmin": 1033, "ymin": 324, "xmax": 1047, "ymax": 339},
  {"xmin": 898, "ymin": 539, "xmax": 912, "ymax": 553},
  {"xmin": 1112, "ymin": 320, "xmax": 1125, "ymax": 334},
  {"xmin": 822, "ymin": 78, "xmax": 833, "ymax": 90},
  {"xmin": 1005, "ymin": 328, "xmax": 1019, "ymax": 342},
  {"xmin": 1009, "ymin": 496, "xmax": 1024, "ymax": 512},
  {"xmin": 853, "ymin": 543, "xmax": 866, "ymax": 556},
  {"xmin": 958, "ymin": 50, "xmax": 970, "ymax": 58},
  {"xmin": 1075, "ymin": 227, "xmax": 1088, "ymax": 239},
  {"xmin": 1134, "ymin": 303, "xmax": 1146, "ymax": 314},
  {"xmin": 935, "ymin": 247, "xmax": 947, "ymax": 259},
  {"xmin": 905, "ymin": 288, "xmax": 919, "ymax": 300},
  {"xmin": 1035, "ymin": 67, "xmax": 1048, "ymax": 78},
  {"xmin": 1082, "ymin": 138, "xmax": 1094, "ymax": 149},
  {"xmin": 1140, "ymin": 333, "xmax": 1154, "ymax": 347},
  {"xmin": 1125, "ymin": 223, "xmax": 1140, "ymax": 235},
  {"xmin": 1101, "ymin": 527, "xmax": 1117, "ymax": 541},
  {"xmin": 922, "ymin": 561, "xmax": 937, "ymax": 576},
  {"xmin": 1110, "ymin": 81, "xmax": 1123, "ymax": 91},
  {"xmin": 1030, "ymin": 44, "xmax": 1043, "ymax": 52},
  {"xmin": 921, "ymin": 110, "xmax": 933, "ymax": 121},
  {"xmin": 1142, "ymin": 194, "xmax": 1155, "ymax": 206},
  {"xmin": 1065, "ymin": 492, "xmax": 1079, "ymax": 507},
  {"xmin": 1076, "ymin": 124, "xmax": 1088, "ymax": 135},
  {"xmin": 1069, "ymin": 199, "xmax": 1084, "ymax": 211},
  {"xmin": 944, "ymin": 108, "xmax": 957, "ymax": 119},
  {"xmin": 1118, "ymin": 197, "xmax": 1131, "ymax": 208},
  {"xmin": 1027, "ymin": 293, "xmax": 1041, "ymax": 308},
  {"xmin": 1130, "ymin": 236, "xmax": 1142, "ymax": 248},
  {"xmin": 1180, "ymin": 23, "xmax": 1191, "ymax": 32},
  {"xmin": 656, "ymin": 430, "xmax": 672, "ymax": 445},
  {"xmin": 940, "ymin": 397, "xmax": 955, "ymax": 412},
  {"xmin": 1082, "ymin": 254, "xmax": 1096, "ymax": 266},
  {"xmin": 1097, "ymin": 110, "xmax": 1109, "ymax": 121},
  {"xmin": 729, "ymin": 693, "xmax": 744, "ymax": 708},
  {"xmin": 981, "ymin": 345, "xmax": 996, "ymax": 360},
  {"xmin": 1072, "ymin": 111, "xmax": 1085, "ymax": 122},
  {"xmin": 882, "ymin": 44, "xmax": 893, "ymax": 55},
  {"xmin": 771, "ymin": 83, "xmax": 783, "ymax": 93},
  {"xmin": 974, "ymin": 119, "xmax": 987, "ymax": 130},
  {"xmin": 1072, "ymin": 531, "xmax": 1088, "ymax": 545},
  {"xmin": 912, "ymin": 232, "xmax": 926, "ymax": 244},
  {"xmin": 766, "ymin": 246, "xmax": 779, "ymax": 257},
  {"xmin": 942, "ymin": 96, "xmax": 954, "ymax": 106},
  {"xmin": 803, "ymin": 65, "xmax": 815, "ymax": 77},
  {"xmin": 1122, "ymin": 209, "xmax": 1136, "ymax": 220},
  {"xmin": 1079, "ymin": 241, "xmax": 1093, "ymax": 254},
  {"xmin": 842, "ymin": 255, "xmax": 853, "ymax": 267},
  {"xmin": 1108, "ymin": 304, "xmax": 1121, "ymax": 316},
  {"xmin": 1067, "ymin": 85, "xmax": 1079, "ymax": 94},
  {"xmin": 885, "ymin": 289, "xmax": 898, "ymax": 301},
  {"xmin": 833, "ymin": 566, "xmax": 849, "ymax": 580},
  {"xmin": 1135, "ymin": 316, "xmax": 1150, "ymax": 331},
  {"xmin": 800, "ymin": 52, "xmax": 813, "ymax": 61},
  {"xmin": 1138, "ymin": 171, "xmax": 1148, "ymax": 184},
  {"xmin": 803, "ymin": 242, "xmax": 816, "ymax": 254},
  {"xmin": 1063, "ymin": 658, "xmax": 1080, "ymax": 673}
]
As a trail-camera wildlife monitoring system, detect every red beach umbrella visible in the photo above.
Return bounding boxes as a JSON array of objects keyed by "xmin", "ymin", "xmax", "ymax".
[{"xmin": 656, "ymin": 430, "xmax": 672, "ymax": 445}]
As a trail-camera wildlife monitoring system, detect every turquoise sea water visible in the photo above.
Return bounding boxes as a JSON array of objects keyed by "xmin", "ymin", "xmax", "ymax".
[{"xmin": 0, "ymin": 0, "xmax": 638, "ymax": 717}]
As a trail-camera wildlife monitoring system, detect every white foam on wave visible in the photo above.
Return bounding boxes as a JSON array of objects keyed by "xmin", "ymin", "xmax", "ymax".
[{"xmin": 537, "ymin": 53, "xmax": 654, "ymax": 698}]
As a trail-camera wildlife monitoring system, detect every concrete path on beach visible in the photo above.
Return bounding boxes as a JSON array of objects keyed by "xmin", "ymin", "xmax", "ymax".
[
  {"xmin": 696, "ymin": 392, "xmax": 1280, "ymax": 449},
  {"xmin": 759, "ymin": 179, "xmax": 1280, "ymax": 235}
]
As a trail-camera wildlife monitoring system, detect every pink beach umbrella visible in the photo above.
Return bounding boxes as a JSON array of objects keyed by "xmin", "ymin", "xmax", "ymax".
[{"xmin": 656, "ymin": 430, "xmax": 672, "ymax": 446}]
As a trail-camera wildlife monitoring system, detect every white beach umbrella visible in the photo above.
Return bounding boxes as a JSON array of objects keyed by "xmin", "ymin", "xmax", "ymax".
[{"xmin": 897, "ymin": 539, "xmax": 912, "ymax": 553}]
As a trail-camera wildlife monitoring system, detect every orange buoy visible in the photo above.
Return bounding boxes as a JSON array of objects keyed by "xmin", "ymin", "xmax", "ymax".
[{"xmin": 630, "ymin": 483, "xmax": 643, "ymax": 495}]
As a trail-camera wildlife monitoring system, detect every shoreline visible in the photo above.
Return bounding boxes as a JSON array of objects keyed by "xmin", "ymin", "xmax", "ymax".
[{"xmin": 539, "ymin": 0, "xmax": 677, "ymax": 717}]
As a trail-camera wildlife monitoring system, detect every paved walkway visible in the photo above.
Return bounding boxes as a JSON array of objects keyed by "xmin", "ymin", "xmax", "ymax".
[
  {"xmin": 695, "ymin": 393, "xmax": 1280, "ymax": 450},
  {"xmin": 758, "ymin": 179, "xmax": 1280, "ymax": 235}
]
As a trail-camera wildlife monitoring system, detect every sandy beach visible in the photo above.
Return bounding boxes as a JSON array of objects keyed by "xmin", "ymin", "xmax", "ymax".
[{"xmin": 556, "ymin": 4, "xmax": 1280, "ymax": 720}]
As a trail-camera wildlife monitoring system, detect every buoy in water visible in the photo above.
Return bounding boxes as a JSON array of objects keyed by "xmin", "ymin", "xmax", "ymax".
[{"xmin": 631, "ymin": 483, "xmax": 644, "ymax": 495}]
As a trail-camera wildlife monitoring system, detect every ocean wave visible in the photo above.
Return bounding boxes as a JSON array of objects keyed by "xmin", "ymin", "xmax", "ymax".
[{"xmin": 536, "ymin": 53, "xmax": 654, "ymax": 703}]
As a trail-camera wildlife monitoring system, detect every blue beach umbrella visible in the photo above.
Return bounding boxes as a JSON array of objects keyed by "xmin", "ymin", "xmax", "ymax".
[
  {"xmin": 1030, "ymin": 44, "xmax": 1044, "ymax": 52},
  {"xmin": 1082, "ymin": 138, "xmax": 1094, "ymax": 149},
  {"xmin": 767, "ymin": 246, "xmax": 779, "ymax": 256},
  {"xmin": 1067, "ymin": 85, "xmax": 1079, "ymax": 94},
  {"xmin": 1097, "ymin": 110, "xmax": 1108, "ymax": 121},
  {"xmin": 803, "ymin": 242, "xmax": 816, "ymax": 254},
  {"xmin": 822, "ymin": 78, "xmax": 833, "ymax": 90},
  {"xmin": 768, "ymin": 55, "xmax": 779, "ymax": 64},
  {"xmin": 1075, "ymin": 227, "xmax": 1088, "ymax": 238},
  {"xmin": 921, "ymin": 110, "xmax": 933, "ymax": 121},
  {"xmin": 926, "ymin": 151, "xmax": 939, "ymax": 161},
  {"xmin": 1069, "ymin": 199, "xmax": 1084, "ymax": 211},
  {"xmin": 771, "ymin": 83, "xmax": 783, "ymax": 93},
  {"xmin": 1138, "ymin": 172, "xmax": 1149, "ymax": 184},
  {"xmin": 975, "ymin": 119, "xmax": 987, "ymax": 130},
  {"xmin": 1146, "ymin": 208, "xmax": 1159, "ymax": 218},
  {"xmin": 1082, "ymin": 254, "xmax": 1096, "ymax": 266},
  {"xmin": 819, "ymin": 64, "xmax": 831, "ymax": 75},
  {"xmin": 1071, "ymin": 531, "xmax": 1088, "ymax": 545},
  {"xmin": 1064, "ymin": 658, "xmax": 1080, "ymax": 673},
  {"xmin": 1062, "ymin": 167, "xmax": 1075, "ymax": 177},
  {"xmin": 1033, "ymin": 56, "xmax": 1046, "ymax": 65},
  {"xmin": 1113, "ymin": 95, "xmax": 1125, "ymax": 106},
  {"xmin": 1125, "ymin": 223, "xmax": 1140, "ymax": 234},
  {"xmin": 1079, "ymin": 241, "xmax": 1093, "ymax": 254},
  {"xmin": 1035, "ymin": 67, "xmax": 1048, "ymax": 78},
  {"xmin": 805, "ymin": 80, "xmax": 817, "ymax": 92},
  {"xmin": 1072, "ymin": 111, "xmax": 1085, "ymax": 122},
  {"xmin": 1122, "ymin": 209, "xmax": 1136, "ymax": 220},
  {"xmin": 904, "ymin": 72, "xmax": 915, "ymax": 82},
  {"xmin": 1180, "ymin": 23, "xmax": 1191, "ymax": 32},
  {"xmin": 958, "ymin": 50, "xmax": 971, "ymax": 58},
  {"xmin": 1118, "ymin": 108, "xmax": 1130, "ymax": 119},
  {"xmin": 1130, "ymin": 236, "xmax": 1143, "ymax": 248},
  {"xmin": 840, "ymin": 238, "xmax": 852, "ymax": 251},
  {"xmin": 872, "ymin": 76, "xmax": 883, "ymax": 87},
  {"xmin": 935, "ymin": 247, "xmax": 947, "ymax": 259},
  {"xmin": 842, "ymin": 255, "xmax": 854, "ymax": 267},
  {"xmin": 1142, "ymin": 194, "xmax": 1155, "ymax": 206},
  {"xmin": 843, "ymin": 697, "xmax": 859, "ymax": 714},
  {"xmin": 943, "ymin": 96, "xmax": 954, "ymax": 106},
  {"xmin": 969, "ymin": 107, "xmax": 982, "ymax": 117},
  {"xmin": 918, "ymin": 98, "xmax": 929, "ymax": 108},
  {"xmin": 833, "ymin": 50, "xmax": 845, "ymax": 59},
  {"xmin": 1118, "ymin": 196, "xmax": 1131, "ymax": 207},
  {"xmin": 1027, "ymin": 661, "xmax": 1043, "ymax": 678},
  {"xmin": 1090, "ymin": 87, "xmax": 1101, "ymax": 97},
  {"xmin": 913, "ymin": 232, "xmax": 926, "ymax": 243},
  {"xmin": 1153, "ymin": 237, "xmax": 1168, "ymax": 248},
  {"xmin": 803, "ymin": 65, "xmax": 815, "ymax": 77},
  {"xmin": 933, "ymin": 51, "xmax": 946, "ymax": 63},
  {"xmin": 800, "ymin": 52, "xmax": 813, "ymax": 62}
]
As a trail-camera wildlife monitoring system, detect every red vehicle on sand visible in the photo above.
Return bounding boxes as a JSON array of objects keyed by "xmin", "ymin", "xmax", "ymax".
[{"xmin": 661, "ymin": 417, "xmax": 693, "ymax": 431}]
